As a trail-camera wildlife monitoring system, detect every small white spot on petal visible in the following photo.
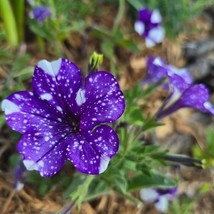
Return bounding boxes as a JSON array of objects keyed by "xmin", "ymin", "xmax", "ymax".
[
  {"xmin": 99, "ymin": 156, "xmax": 110, "ymax": 174},
  {"xmin": 1, "ymin": 99, "xmax": 20, "ymax": 115},
  {"xmin": 14, "ymin": 94, "xmax": 21, "ymax": 99},
  {"xmin": 45, "ymin": 136, "xmax": 50, "ymax": 141},
  {"xmin": 76, "ymin": 88, "xmax": 86, "ymax": 106},
  {"xmin": 89, "ymin": 77, "xmax": 93, "ymax": 83},
  {"xmin": 56, "ymin": 106, "xmax": 63, "ymax": 112},
  {"xmin": 40, "ymin": 93, "xmax": 53, "ymax": 101}
]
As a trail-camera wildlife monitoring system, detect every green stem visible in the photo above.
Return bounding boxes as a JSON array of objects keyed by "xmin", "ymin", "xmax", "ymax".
[
  {"xmin": 14, "ymin": 0, "xmax": 25, "ymax": 42},
  {"xmin": 36, "ymin": 36, "xmax": 45, "ymax": 52},
  {"xmin": 112, "ymin": 0, "xmax": 125, "ymax": 34},
  {"xmin": 70, "ymin": 175, "xmax": 94, "ymax": 210},
  {"xmin": 0, "ymin": 0, "xmax": 19, "ymax": 47}
]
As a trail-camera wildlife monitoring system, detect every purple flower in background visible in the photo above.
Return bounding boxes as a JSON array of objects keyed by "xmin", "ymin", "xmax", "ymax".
[
  {"xmin": 156, "ymin": 72, "xmax": 214, "ymax": 120},
  {"xmin": 143, "ymin": 56, "xmax": 192, "ymax": 86},
  {"xmin": 140, "ymin": 187, "xmax": 177, "ymax": 212},
  {"xmin": 31, "ymin": 6, "xmax": 51, "ymax": 24},
  {"xmin": 1, "ymin": 58, "xmax": 125, "ymax": 177},
  {"xmin": 142, "ymin": 56, "xmax": 214, "ymax": 119},
  {"xmin": 134, "ymin": 8, "xmax": 165, "ymax": 47}
]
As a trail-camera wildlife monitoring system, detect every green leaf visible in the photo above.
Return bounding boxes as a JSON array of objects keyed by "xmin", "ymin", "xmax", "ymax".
[
  {"xmin": 86, "ymin": 180, "xmax": 109, "ymax": 201},
  {"xmin": 69, "ymin": 174, "xmax": 94, "ymax": 209},
  {"xmin": 0, "ymin": 114, "xmax": 5, "ymax": 129},
  {"xmin": 128, "ymin": 172, "xmax": 177, "ymax": 192},
  {"xmin": 0, "ymin": 50, "xmax": 13, "ymax": 58},
  {"xmin": 15, "ymin": 66, "xmax": 34, "ymax": 81},
  {"xmin": 116, "ymin": 39, "xmax": 140, "ymax": 52},
  {"xmin": 64, "ymin": 172, "xmax": 88, "ymax": 198},
  {"xmin": 101, "ymin": 40, "xmax": 114, "ymax": 59},
  {"xmin": 123, "ymin": 159, "xmax": 137, "ymax": 171}
]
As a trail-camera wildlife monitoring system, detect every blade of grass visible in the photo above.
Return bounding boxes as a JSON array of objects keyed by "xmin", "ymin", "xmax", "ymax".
[{"xmin": 0, "ymin": 0, "xmax": 19, "ymax": 47}]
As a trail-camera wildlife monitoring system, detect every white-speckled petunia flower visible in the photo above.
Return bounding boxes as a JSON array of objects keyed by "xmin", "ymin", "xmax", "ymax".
[
  {"xmin": 1, "ymin": 58, "xmax": 125, "ymax": 177},
  {"xmin": 134, "ymin": 8, "xmax": 165, "ymax": 47}
]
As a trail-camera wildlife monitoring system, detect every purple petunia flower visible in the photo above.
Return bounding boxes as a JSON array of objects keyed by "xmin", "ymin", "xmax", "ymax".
[
  {"xmin": 156, "ymin": 72, "xmax": 214, "ymax": 120},
  {"xmin": 1, "ymin": 58, "xmax": 125, "ymax": 177},
  {"xmin": 140, "ymin": 187, "xmax": 177, "ymax": 212},
  {"xmin": 134, "ymin": 8, "xmax": 165, "ymax": 47},
  {"xmin": 142, "ymin": 56, "xmax": 214, "ymax": 119},
  {"xmin": 31, "ymin": 6, "xmax": 51, "ymax": 24}
]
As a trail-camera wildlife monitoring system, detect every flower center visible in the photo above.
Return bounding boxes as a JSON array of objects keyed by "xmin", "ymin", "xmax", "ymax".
[{"xmin": 67, "ymin": 116, "xmax": 80, "ymax": 133}]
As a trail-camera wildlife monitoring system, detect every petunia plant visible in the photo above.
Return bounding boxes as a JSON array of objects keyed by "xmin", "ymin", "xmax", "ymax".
[{"xmin": 1, "ymin": 57, "xmax": 125, "ymax": 177}]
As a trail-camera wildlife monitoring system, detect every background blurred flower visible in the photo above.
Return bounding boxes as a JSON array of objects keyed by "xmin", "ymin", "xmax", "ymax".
[
  {"xmin": 156, "ymin": 72, "xmax": 214, "ymax": 120},
  {"xmin": 142, "ymin": 56, "xmax": 214, "ymax": 119},
  {"xmin": 134, "ymin": 8, "xmax": 165, "ymax": 47},
  {"xmin": 31, "ymin": 6, "xmax": 51, "ymax": 24},
  {"xmin": 140, "ymin": 187, "xmax": 177, "ymax": 212}
]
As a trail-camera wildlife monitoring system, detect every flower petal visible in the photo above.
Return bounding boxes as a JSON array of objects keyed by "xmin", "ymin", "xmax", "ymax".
[
  {"xmin": 80, "ymin": 71, "xmax": 125, "ymax": 132},
  {"xmin": 138, "ymin": 8, "xmax": 152, "ymax": 22},
  {"xmin": 151, "ymin": 9, "xmax": 162, "ymax": 23},
  {"xmin": 147, "ymin": 26, "xmax": 165, "ymax": 44},
  {"xmin": 157, "ymin": 84, "xmax": 214, "ymax": 119},
  {"xmin": 167, "ymin": 73, "xmax": 190, "ymax": 93},
  {"xmin": 140, "ymin": 188, "xmax": 159, "ymax": 203},
  {"xmin": 167, "ymin": 65, "xmax": 193, "ymax": 84},
  {"xmin": 66, "ymin": 125, "xmax": 119, "ymax": 174},
  {"xmin": 142, "ymin": 56, "xmax": 167, "ymax": 85},
  {"xmin": 17, "ymin": 127, "xmax": 69, "ymax": 177},
  {"xmin": 155, "ymin": 196, "xmax": 168, "ymax": 212},
  {"xmin": 178, "ymin": 84, "xmax": 214, "ymax": 113},
  {"xmin": 32, "ymin": 58, "xmax": 82, "ymax": 116},
  {"xmin": 1, "ymin": 91, "xmax": 69, "ymax": 134},
  {"xmin": 134, "ymin": 21, "xmax": 145, "ymax": 35}
]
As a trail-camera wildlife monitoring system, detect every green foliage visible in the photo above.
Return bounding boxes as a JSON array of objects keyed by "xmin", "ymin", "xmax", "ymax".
[
  {"xmin": 128, "ymin": 172, "xmax": 177, "ymax": 192},
  {"xmin": 192, "ymin": 127, "xmax": 214, "ymax": 167},
  {"xmin": 169, "ymin": 195, "xmax": 194, "ymax": 214}
]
